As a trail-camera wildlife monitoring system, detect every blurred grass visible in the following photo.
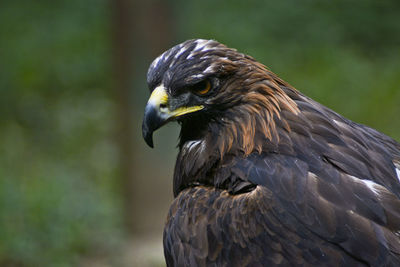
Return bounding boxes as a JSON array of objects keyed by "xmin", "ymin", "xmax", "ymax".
[
  {"xmin": 0, "ymin": 0, "xmax": 399, "ymax": 266},
  {"xmin": 0, "ymin": 1, "xmax": 123, "ymax": 266}
]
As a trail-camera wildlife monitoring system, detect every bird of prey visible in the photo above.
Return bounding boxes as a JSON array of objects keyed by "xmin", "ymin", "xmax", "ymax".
[{"xmin": 142, "ymin": 39, "xmax": 400, "ymax": 266}]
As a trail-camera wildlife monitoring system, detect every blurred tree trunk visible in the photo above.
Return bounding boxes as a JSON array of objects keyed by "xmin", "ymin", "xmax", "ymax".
[{"xmin": 111, "ymin": 0, "xmax": 174, "ymax": 234}]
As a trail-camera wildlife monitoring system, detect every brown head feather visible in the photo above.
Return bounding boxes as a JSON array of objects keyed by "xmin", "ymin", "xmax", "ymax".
[{"xmin": 172, "ymin": 48, "xmax": 300, "ymax": 195}]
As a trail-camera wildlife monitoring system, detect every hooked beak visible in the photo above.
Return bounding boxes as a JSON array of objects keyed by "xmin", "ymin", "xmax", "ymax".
[{"xmin": 142, "ymin": 85, "xmax": 204, "ymax": 148}]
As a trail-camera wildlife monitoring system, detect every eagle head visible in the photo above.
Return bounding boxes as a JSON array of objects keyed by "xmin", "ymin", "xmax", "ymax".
[{"xmin": 142, "ymin": 39, "xmax": 298, "ymax": 153}]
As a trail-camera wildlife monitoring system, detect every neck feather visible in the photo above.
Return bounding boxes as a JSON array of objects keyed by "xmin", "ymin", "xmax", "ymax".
[{"xmin": 173, "ymin": 71, "xmax": 300, "ymax": 196}]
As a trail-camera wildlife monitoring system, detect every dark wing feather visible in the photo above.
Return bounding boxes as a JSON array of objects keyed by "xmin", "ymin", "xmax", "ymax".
[
  {"xmin": 285, "ymin": 91, "xmax": 400, "ymax": 197},
  {"xmin": 164, "ymin": 153, "xmax": 400, "ymax": 266},
  {"xmin": 243, "ymin": 152, "xmax": 400, "ymax": 265}
]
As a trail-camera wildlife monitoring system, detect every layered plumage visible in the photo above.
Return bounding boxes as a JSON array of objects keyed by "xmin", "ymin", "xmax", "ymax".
[{"xmin": 142, "ymin": 39, "xmax": 400, "ymax": 266}]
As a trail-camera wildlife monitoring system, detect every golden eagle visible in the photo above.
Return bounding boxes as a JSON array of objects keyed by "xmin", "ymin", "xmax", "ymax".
[{"xmin": 142, "ymin": 39, "xmax": 400, "ymax": 266}]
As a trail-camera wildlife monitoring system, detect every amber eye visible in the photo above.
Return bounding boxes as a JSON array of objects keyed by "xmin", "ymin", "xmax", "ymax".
[{"xmin": 190, "ymin": 80, "xmax": 211, "ymax": 95}]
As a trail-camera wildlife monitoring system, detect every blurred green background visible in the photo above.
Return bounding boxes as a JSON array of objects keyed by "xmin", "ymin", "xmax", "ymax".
[{"xmin": 1, "ymin": 0, "xmax": 399, "ymax": 266}]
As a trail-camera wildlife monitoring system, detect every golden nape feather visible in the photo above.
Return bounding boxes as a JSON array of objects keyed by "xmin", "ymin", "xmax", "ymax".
[{"xmin": 142, "ymin": 39, "xmax": 400, "ymax": 266}]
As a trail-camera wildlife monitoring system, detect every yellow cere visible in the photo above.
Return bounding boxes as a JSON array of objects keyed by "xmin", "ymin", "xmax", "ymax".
[
  {"xmin": 148, "ymin": 85, "xmax": 204, "ymax": 117},
  {"xmin": 148, "ymin": 85, "xmax": 169, "ymax": 105}
]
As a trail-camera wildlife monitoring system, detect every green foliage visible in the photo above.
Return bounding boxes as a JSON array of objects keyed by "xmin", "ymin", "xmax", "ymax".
[{"xmin": 0, "ymin": 1, "xmax": 122, "ymax": 266}]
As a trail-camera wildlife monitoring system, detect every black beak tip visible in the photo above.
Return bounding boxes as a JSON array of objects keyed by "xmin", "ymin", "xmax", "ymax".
[
  {"xmin": 142, "ymin": 124, "xmax": 154, "ymax": 148},
  {"xmin": 144, "ymin": 133, "xmax": 154, "ymax": 148},
  {"xmin": 142, "ymin": 103, "xmax": 167, "ymax": 148}
]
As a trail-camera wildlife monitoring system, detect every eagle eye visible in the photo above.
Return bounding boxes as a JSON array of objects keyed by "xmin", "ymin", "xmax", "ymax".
[{"xmin": 190, "ymin": 80, "xmax": 211, "ymax": 95}]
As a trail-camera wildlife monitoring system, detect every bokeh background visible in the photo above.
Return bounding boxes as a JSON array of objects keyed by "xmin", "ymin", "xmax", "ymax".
[{"xmin": 1, "ymin": 0, "xmax": 399, "ymax": 266}]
